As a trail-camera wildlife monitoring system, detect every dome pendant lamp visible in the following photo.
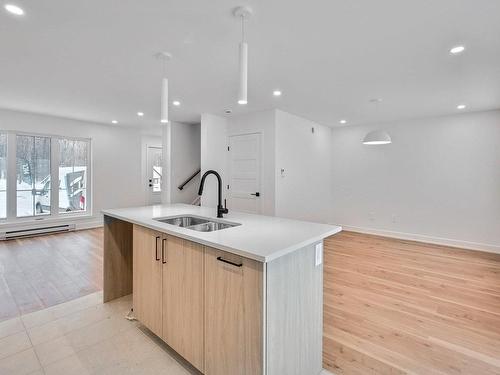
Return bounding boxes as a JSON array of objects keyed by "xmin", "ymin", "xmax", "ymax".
[
  {"xmin": 157, "ymin": 52, "xmax": 172, "ymax": 124},
  {"xmin": 363, "ymin": 98, "xmax": 392, "ymax": 145},
  {"xmin": 362, "ymin": 130, "xmax": 392, "ymax": 145},
  {"xmin": 233, "ymin": 6, "xmax": 253, "ymax": 105}
]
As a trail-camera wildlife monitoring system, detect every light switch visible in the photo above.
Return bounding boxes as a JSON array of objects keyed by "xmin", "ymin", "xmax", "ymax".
[{"xmin": 315, "ymin": 242, "xmax": 323, "ymax": 266}]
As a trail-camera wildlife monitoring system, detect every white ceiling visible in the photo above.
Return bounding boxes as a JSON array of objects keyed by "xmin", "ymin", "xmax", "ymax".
[{"xmin": 1, "ymin": 0, "xmax": 499, "ymax": 128}]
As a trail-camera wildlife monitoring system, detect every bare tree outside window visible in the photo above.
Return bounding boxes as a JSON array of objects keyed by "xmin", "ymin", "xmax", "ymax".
[{"xmin": 16, "ymin": 135, "xmax": 51, "ymax": 217}]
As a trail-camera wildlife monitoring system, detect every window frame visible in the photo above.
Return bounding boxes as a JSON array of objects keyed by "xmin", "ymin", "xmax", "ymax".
[{"xmin": 1, "ymin": 130, "xmax": 92, "ymax": 223}]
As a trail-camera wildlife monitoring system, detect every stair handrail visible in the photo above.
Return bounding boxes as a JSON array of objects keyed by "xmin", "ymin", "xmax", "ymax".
[{"xmin": 178, "ymin": 168, "xmax": 201, "ymax": 190}]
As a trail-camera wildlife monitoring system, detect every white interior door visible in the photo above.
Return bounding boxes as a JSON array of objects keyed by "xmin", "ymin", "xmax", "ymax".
[
  {"xmin": 228, "ymin": 133, "xmax": 261, "ymax": 214},
  {"xmin": 147, "ymin": 146, "xmax": 162, "ymax": 205}
]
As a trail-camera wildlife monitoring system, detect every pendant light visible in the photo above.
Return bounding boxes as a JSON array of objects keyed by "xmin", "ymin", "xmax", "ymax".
[
  {"xmin": 233, "ymin": 6, "xmax": 253, "ymax": 105},
  {"xmin": 363, "ymin": 98, "xmax": 392, "ymax": 145},
  {"xmin": 363, "ymin": 130, "xmax": 392, "ymax": 145},
  {"xmin": 157, "ymin": 52, "xmax": 172, "ymax": 124}
]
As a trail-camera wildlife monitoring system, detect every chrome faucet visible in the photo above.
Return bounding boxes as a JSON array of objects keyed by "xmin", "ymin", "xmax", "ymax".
[{"xmin": 198, "ymin": 170, "xmax": 228, "ymax": 218}]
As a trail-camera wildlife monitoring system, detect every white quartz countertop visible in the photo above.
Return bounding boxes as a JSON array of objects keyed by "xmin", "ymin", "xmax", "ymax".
[{"xmin": 102, "ymin": 204, "xmax": 342, "ymax": 263}]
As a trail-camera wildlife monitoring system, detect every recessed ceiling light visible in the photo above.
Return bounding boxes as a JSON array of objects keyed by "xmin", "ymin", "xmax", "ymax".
[
  {"xmin": 137, "ymin": 112, "xmax": 144, "ymax": 117},
  {"xmin": 172, "ymin": 100, "xmax": 180, "ymax": 106},
  {"xmin": 4, "ymin": 4, "xmax": 24, "ymax": 15},
  {"xmin": 457, "ymin": 104, "xmax": 466, "ymax": 110},
  {"xmin": 450, "ymin": 45, "xmax": 465, "ymax": 55},
  {"xmin": 111, "ymin": 120, "xmax": 118, "ymax": 124},
  {"xmin": 238, "ymin": 100, "xmax": 247, "ymax": 105},
  {"xmin": 273, "ymin": 90, "xmax": 282, "ymax": 97},
  {"xmin": 339, "ymin": 119, "xmax": 347, "ymax": 124}
]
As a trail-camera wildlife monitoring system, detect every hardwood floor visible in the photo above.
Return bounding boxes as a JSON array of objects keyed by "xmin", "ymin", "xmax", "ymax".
[
  {"xmin": 0, "ymin": 228, "xmax": 103, "ymax": 322},
  {"xmin": 323, "ymin": 231, "xmax": 500, "ymax": 375}
]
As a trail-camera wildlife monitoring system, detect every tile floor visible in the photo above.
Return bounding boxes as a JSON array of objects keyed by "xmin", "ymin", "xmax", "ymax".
[{"xmin": 0, "ymin": 292, "xmax": 335, "ymax": 374}]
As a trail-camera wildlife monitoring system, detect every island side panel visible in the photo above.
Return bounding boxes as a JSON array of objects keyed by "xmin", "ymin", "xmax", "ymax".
[
  {"xmin": 103, "ymin": 215, "xmax": 133, "ymax": 302},
  {"xmin": 266, "ymin": 241, "xmax": 323, "ymax": 375}
]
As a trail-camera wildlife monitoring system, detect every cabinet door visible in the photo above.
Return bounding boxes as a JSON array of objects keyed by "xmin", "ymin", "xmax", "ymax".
[
  {"xmin": 162, "ymin": 236, "xmax": 204, "ymax": 372},
  {"xmin": 204, "ymin": 247, "xmax": 263, "ymax": 375},
  {"xmin": 132, "ymin": 225, "xmax": 162, "ymax": 337}
]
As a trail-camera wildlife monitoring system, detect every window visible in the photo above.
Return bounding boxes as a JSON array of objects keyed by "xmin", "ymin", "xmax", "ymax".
[
  {"xmin": 16, "ymin": 135, "xmax": 51, "ymax": 217},
  {"xmin": 0, "ymin": 131, "xmax": 91, "ymax": 221},
  {"xmin": 59, "ymin": 139, "xmax": 88, "ymax": 213}
]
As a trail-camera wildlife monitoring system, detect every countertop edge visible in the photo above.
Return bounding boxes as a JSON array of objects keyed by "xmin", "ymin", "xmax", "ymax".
[{"xmin": 102, "ymin": 210, "xmax": 342, "ymax": 263}]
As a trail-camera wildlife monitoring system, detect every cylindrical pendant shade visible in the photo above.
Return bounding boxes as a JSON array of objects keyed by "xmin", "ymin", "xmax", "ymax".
[
  {"xmin": 362, "ymin": 130, "xmax": 392, "ymax": 145},
  {"xmin": 161, "ymin": 77, "xmax": 169, "ymax": 123},
  {"xmin": 238, "ymin": 42, "xmax": 248, "ymax": 104}
]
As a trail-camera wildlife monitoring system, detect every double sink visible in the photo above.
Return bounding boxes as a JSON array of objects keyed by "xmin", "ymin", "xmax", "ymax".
[{"xmin": 154, "ymin": 215, "xmax": 241, "ymax": 232}]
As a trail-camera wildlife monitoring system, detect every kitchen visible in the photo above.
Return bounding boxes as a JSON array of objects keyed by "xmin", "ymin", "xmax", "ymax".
[{"xmin": 0, "ymin": 1, "xmax": 499, "ymax": 375}]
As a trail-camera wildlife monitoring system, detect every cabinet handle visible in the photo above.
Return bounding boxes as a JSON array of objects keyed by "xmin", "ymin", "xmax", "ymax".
[
  {"xmin": 155, "ymin": 236, "xmax": 160, "ymax": 261},
  {"xmin": 216, "ymin": 256, "xmax": 243, "ymax": 268},
  {"xmin": 162, "ymin": 238, "xmax": 167, "ymax": 264}
]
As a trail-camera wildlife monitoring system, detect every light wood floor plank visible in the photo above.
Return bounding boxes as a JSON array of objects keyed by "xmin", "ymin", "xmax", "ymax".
[
  {"xmin": 324, "ymin": 231, "xmax": 500, "ymax": 375},
  {"xmin": 0, "ymin": 228, "xmax": 103, "ymax": 322}
]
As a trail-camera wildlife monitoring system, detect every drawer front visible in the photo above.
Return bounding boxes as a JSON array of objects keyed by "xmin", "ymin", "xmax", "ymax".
[{"xmin": 204, "ymin": 247, "xmax": 263, "ymax": 375}]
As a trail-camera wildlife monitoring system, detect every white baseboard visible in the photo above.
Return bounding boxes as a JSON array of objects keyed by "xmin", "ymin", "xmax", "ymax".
[
  {"xmin": 75, "ymin": 219, "xmax": 103, "ymax": 231},
  {"xmin": 0, "ymin": 216, "xmax": 104, "ymax": 233},
  {"xmin": 335, "ymin": 224, "xmax": 500, "ymax": 254}
]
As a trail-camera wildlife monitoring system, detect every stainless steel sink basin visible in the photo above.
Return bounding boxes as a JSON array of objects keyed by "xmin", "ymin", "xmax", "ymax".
[
  {"xmin": 156, "ymin": 216, "xmax": 209, "ymax": 227},
  {"xmin": 154, "ymin": 215, "xmax": 241, "ymax": 232},
  {"xmin": 187, "ymin": 222, "xmax": 237, "ymax": 232}
]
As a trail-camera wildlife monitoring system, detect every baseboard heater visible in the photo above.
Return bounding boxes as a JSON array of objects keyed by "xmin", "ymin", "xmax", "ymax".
[{"xmin": 0, "ymin": 223, "xmax": 76, "ymax": 240}]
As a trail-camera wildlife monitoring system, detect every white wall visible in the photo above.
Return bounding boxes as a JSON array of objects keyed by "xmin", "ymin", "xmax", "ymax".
[
  {"xmin": 200, "ymin": 109, "xmax": 332, "ymax": 220},
  {"xmin": 228, "ymin": 110, "xmax": 276, "ymax": 215},
  {"xmin": 0, "ymin": 108, "xmax": 161, "ymax": 228},
  {"xmin": 330, "ymin": 110, "xmax": 500, "ymax": 252},
  {"xmin": 166, "ymin": 122, "xmax": 200, "ymax": 204},
  {"xmin": 200, "ymin": 114, "xmax": 228, "ymax": 208},
  {"xmin": 275, "ymin": 110, "xmax": 332, "ymax": 223}
]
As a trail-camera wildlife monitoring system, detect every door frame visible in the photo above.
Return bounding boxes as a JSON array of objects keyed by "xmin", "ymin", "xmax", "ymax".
[{"xmin": 226, "ymin": 132, "xmax": 262, "ymax": 214}]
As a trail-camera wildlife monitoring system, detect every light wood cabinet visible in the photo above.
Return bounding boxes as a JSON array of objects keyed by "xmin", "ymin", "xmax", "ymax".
[
  {"xmin": 162, "ymin": 236, "xmax": 204, "ymax": 372},
  {"xmin": 124, "ymin": 222, "xmax": 322, "ymax": 375},
  {"xmin": 204, "ymin": 246, "xmax": 263, "ymax": 375},
  {"xmin": 132, "ymin": 225, "xmax": 163, "ymax": 337}
]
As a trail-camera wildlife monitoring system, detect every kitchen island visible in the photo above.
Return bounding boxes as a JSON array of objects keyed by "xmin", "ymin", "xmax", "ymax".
[{"xmin": 102, "ymin": 204, "xmax": 341, "ymax": 375}]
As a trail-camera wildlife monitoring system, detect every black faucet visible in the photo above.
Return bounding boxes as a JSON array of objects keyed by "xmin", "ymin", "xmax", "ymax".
[{"xmin": 198, "ymin": 170, "xmax": 229, "ymax": 218}]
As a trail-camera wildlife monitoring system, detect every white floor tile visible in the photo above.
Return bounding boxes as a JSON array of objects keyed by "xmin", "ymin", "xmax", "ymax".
[
  {"xmin": 43, "ymin": 353, "xmax": 90, "ymax": 375},
  {"xmin": 0, "ymin": 348, "xmax": 41, "ymax": 375},
  {"xmin": 0, "ymin": 317, "xmax": 25, "ymax": 340},
  {"xmin": 16, "ymin": 292, "xmax": 338, "ymax": 374},
  {"xmin": 22, "ymin": 291, "xmax": 104, "ymax": 330},
  {"xmin": 27, "ymin": 299, "xmax": 131, "ymax": 346},
  {"xmin": 0, "ymin": 331, "xmax": 32, "ymax": 360},
  {"xmin": 34, "ymin": 335, "xmax": 78, "ymax": 366}
]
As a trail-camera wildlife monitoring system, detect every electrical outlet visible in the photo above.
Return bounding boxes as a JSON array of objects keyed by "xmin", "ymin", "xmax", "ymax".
[
  {"xmin": 315, "ymin": 243, "xmax": 323, "ymax": 266},
  {"xmin": 369, "ymin": 212, "xmax": 375, "ymax": 222},
  {"xmin": 392, "ymin": 214, "xmax": 397, "ymax": 223}
]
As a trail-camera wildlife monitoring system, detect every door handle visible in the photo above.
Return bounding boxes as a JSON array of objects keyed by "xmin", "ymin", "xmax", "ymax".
[
  {"xmin": 217, "ymin": 256, "xmax": 243, "ymax": 268},
  {"xmin": 155, "ymin": 236, "xmax": 160, "ymax": 261},
  {"xmin": 161, "ymin": 238, "xmax": 167, "ymax": 264},
  {"xmin": 250, "ymin": 192, "xmax": 260, "ymax": 197}
]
